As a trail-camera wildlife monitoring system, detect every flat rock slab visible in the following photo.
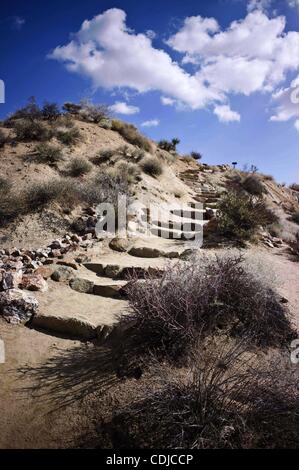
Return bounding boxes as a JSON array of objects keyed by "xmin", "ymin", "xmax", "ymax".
[{"xmin": 33, "ymin": 281, "xmax": 129, "ymax": 339}]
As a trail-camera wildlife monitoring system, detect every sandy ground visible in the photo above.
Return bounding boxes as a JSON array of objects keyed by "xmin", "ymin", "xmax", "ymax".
[{"xmin": 0, "ymin": 245, "xmax": 298, "ymax": 449}]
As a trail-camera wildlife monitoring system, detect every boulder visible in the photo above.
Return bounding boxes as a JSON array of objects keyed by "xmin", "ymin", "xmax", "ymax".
[
  {"xmin": 1, "ymin": 271, "xmax": 22, "ymax": 290},
  {"xmin": 21, "ymin": 274, "xmax": 48, "ymax": 292},
  {"xmin": 69, "ymin": 278, "xmax": 94, "ymax": 294},
  {"xmin": 109, "ymin": 237, "xmax": 131, "ymax": 253},
  {"xmin": 51, "ymin": 266, "xmax": 75, "ymax": 282},
  {"xmin": 0, "ymin": 289, "xmax": 38, "ymax": 324},
  {"xmin": 35, "ymin": 265, "xmax": 56, "ymax": 280}
]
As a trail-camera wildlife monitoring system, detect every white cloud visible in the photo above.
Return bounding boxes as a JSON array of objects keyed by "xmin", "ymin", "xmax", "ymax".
[
  {"xmin": 213, "ymin": 105, "xmax": 241, "ymax": 123},
  {"xmin": 294, "ymin": 119, "xmax": 299, "ymax": 131},
  {"xmin": 167, "ymin": 10, "xmax": 299, "ymax": 95},
  {"xmin": 50, "ymin": 8, "xmax": 219, "ymax": 111},
  {"xmin": 109, "ymin": 101, "xmax": 140, "ymax": 115},
  {"xmin": 287, "ymin": 0, "xmax": 299, "ymax": 9},
  {"xmin": 247, "ymin": 0, "xmax": 272, "ymax": 13},
  {"xmin": 141, "ymin": 119, "xmax": 160, "ymax": 127},
  {"xmin": 161, "ymin": 96, "xmax": 177, "ymax": 106},
  {"xmin": 49, "ymin": 7, "xmax": 299, "ymax": 125},
  {"xmin": 12, "ymin": 16, "xmax": 25, "ymax": 30},
  {"xmin": 270, "ymin": 75, "xmax": 299, "ymax": 122}
]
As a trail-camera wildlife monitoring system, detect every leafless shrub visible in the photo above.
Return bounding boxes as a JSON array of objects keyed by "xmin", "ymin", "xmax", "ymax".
[
  {"xmin": 79, "ymin": 101, "xmax": 110, "ymax": 124},
  {"xmin": 123, "ymin": 253, "xmax": 294, "ymax": 361},
  {"xmin": 103, "ymin": 338, "xmax": 299, "ymax": 448}
]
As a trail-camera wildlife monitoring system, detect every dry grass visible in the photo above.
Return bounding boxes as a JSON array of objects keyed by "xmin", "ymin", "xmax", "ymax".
[
  {"xmin": 140, "ymin": 156, "xmax": 163, "ymax": 177},
  {"xmin": 34, "ymin": 142, "xmax": 64, "ymax": 165},
  {"xmin": 66, "ymin": 157, "xmax": 92, "ymax": 177},
  {"xmin": 112, "ymin": 120, "xmax": 152, "ymax": 152}
]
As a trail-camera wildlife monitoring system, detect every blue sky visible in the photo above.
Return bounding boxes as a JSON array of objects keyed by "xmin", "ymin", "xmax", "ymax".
[{"xmin": 1, "ymin": 0, "xmax": 299, "ymax": 183}]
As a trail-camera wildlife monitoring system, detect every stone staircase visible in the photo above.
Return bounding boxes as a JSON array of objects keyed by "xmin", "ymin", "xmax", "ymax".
[{"xmin": 29, "ymin": 168, "xmax": 223, "ymax": 341}]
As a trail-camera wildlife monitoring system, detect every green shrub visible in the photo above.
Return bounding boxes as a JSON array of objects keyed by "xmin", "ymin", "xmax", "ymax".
[
  {"xmin": 191, "ymin": 151, "xmax": 202, "ymax": 160},
  {"xmin": 66, "ymin": 157, "xmax": 92, "ymax": 177},
  {"xmin": 242, "ymin": 175, "xmax": 265, "ymax": 195},
  {"xmin": 56, "ymin": 126, "xmax": 80, "ymax": 146},
  {"xmin": 217, "ymin": 191, "xmax": 278, "ymax": 242},
  {"xmin": 112, "ymin": 120, "xmax": 152, "ymax": 152},
  {"xmin": 34, "ymin": 143, "xmax": 64, "ymax": 165},
  {"xmin": 140, "ymin": 156, "xmax": 163, "ymax": 177},
  {"xmin": 14, "ymin": 119, "xmax": 51, "ymax": 142},
  {"xmin": 158, "ymin": 138, "xmax": 180, "ymax": 152}
]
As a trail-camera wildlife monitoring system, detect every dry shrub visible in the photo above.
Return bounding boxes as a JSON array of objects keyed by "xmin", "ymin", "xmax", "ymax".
[
  {"xmin": 103, "ymin": 338, "xmax": 299, "ymax": 448},
  {"xmin": 242, "ymin": 175, "xmax": 265, "ymax": 195},
  {"xmin": 78, "ymin": 171, "xmax": 130, "ymax": 207},
  {"xmin": 113, "ymin": 161, "xmax": 141, "ymax": 184},
  {"xmin": 56, "ymin": 126, "xmax": 80, "ymax": 146},
  {"xmin": 123, "ymin": 253, "xmax": 294, "ymax": 361},
  {"xmin": 14, "ymin": 119, "xmax": 52, "ymax": 142},
  {"xmin": 217, "ymin": 191, "xmax": 278, "ymax": 242},
  {"xmin": 66, "ymin": 157, "xmax": 92, "ymax": 177},
  {"xmin": 140, "ymin": 156, "xmax": 163, "ymax": 177},
  {"xmin": 112, "ymin": 120, "xmax": 152, "ymax": 152},
  {"xmin": 34, "ymin": 142, "xmax": 64, "ymax": 165}
]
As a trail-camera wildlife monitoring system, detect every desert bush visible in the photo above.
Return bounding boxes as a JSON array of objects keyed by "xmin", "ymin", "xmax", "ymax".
[
  {"xmin": 42, "ymin": 102, "xmax": 61, "ymax": 121},
  {"xmin": 55, "ymin": 126, "xmax": 80, "ymax": 146},
  {"xmin": 290, "ymin": 183, "xmax": 299, "ymax": 192},
  {"xmin": 140, "ymin": 156, "xmax": 163, "ymax": 177},
  {"xmin": 191, "ymin": 151, "xmax": 202, "ymax": 161},
  {"xmin": 66, "ymin": 157, "xmax": 92, "ymax": 177},
  {"xmin": 79, "ymin": 101, "xmax": 110, "ymax": 124},
  {"xmin": 123, "ymin": 253, "xmax": 294, "ymax": 361},
  {"xmin": 158, "ymin": 138, "xmax": 180, "ymax": 152},
  {"xmin": 112, "ymin": 120, "xmax": 152, "ymax": 152},
  {"xmin": 0, "ymin": 129, "xmax": 7, "ymax": 147},
  {"xmin": 9, "ymin": 97, "xmax": 41, "ymax": 122},
  {"xmin": 292, "ymin": 212, "xmax": 299, "ymax": 225},
  {"xmin": 62, "ymin": 102, "xmax": 82, "ymax": 115},
  {"xmin": 79, "ymin": 171, "xmax": 130, "ymax": 207},
  {"xmin": 104, "ymin": 340, "xmax": 299, "ymax": 448},
  {"xmin": 262, "ymin": 174, "xmax": 274, "ymax": 181},
  {"xmin": 242, "ymin": 175, "xmax": 265, "ymax": 195},
  {"xmin": 34, "ymin": 143, "xmax": 64, "ymax": 165},
  {"xmin": 0, "ymin": 176, "xmax": 12, "ymax": 193},
  {"xmin": 24, "ymin": 180, "xmax": 66, "ymax": 210},
  {"xmin": 14, "ymin": 119, "xmax": 51, "ymax": 142},
  {"xmin": 217, "ymin": 191, "xmax": 278, "ymax": 242},
  {"xmin": 113, "ymin": 161, "xmax": 141, "ymax": 184}
]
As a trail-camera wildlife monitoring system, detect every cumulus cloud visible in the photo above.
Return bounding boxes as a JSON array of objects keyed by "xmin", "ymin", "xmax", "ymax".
[
  {"xmin": 213, "ymin": 105, "xmax": 241, "ymax": 123},
  {"xmin": 50, "ymin": 8, "xmax": 219, "ymax": 111},
  {"xmin": 141, "ymin": 119, "xmax": 160, "ymax": 127},
  {"xmin": 270, "ymin": 75, "xmax": 299, "ymax": 122},
  {"xmin": 109, "ymin": 101, "xmax": 140, "ymax": 115},
  {"xmin": 49, "ymin": 7, "xmax": 299, "ymax": 125}
]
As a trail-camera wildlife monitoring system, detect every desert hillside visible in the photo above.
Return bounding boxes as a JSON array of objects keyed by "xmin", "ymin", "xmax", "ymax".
[{"xmin": 0, "ymin": 100, "xmax": 299, "ymax": 449}]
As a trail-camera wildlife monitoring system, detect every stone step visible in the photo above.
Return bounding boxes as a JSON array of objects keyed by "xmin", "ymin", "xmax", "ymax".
[
  {"xmin": 32, "ymin": 280, "xmax": 129, "ymax": 340},
  {"xmin": 84, "ymin": 262, "xmax": 164, "ymax": 280},
  {"xmin": 150, "ymin": 227, "xmax": 203, "ymax": 242},
  {"xmin": 150, "ymin": 219, "xmax": 205, "ymax": 232}
]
